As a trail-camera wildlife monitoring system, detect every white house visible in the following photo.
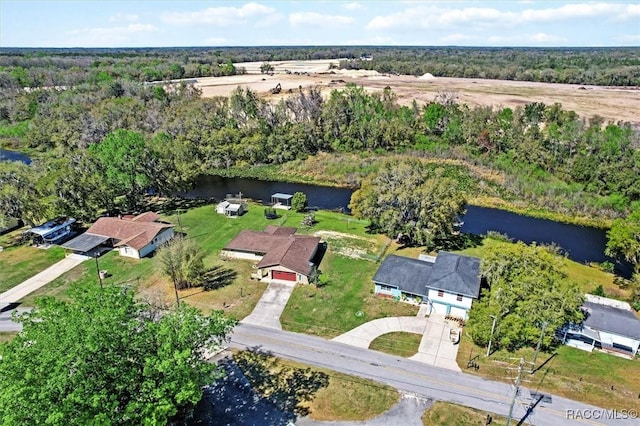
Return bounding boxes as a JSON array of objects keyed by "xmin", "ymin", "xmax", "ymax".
[
  {"xmin": 372, "ymin": 252, "xmax": 481, "ymax": 319},
  {"xmin": 562, "ymin": 294, "xmax": 640, "ymax": 359},
  {"xmin": 61, "ymin": 212, "xmax": 174, "ymax": 259}
]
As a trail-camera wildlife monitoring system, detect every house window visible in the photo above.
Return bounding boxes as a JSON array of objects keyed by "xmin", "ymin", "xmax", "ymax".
[
  {"xmin": 378, "ymin": 284, "xmax": 395, "ymax": 292},
  {"xmin": 456, "ymin": 294, "xmax": 463, "ymax": 301},
  {"xmin": 437, "ymin": 290, "xmax": 444, "ymax": 297}
]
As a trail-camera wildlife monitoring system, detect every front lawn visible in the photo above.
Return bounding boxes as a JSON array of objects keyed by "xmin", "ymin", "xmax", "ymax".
[
  {"xmin": 369, "ymin": 332, "xmax": 423, "ymax": 357},
  {"xmin": 281, "ymin": 252, "xmax": 418, "ymax": 338},
  {"xmin": 0, "ymin": 228, "xmax": 65, "ymax": 293},
  {"xmin": 422, "ymin": 401, "xmax": 506, "ymax": 426},
  {"xmin": 456, "ymin": 333, "xmax": 640, "ymax": 412}
]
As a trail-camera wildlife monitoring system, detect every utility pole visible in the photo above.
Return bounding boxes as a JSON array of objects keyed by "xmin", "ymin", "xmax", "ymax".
[
  {"xmin": 530, "ymin": 321, "xmax": 549, "ymax": 373},
  {"xmin": 506, "ymin": 357, "xmax": 525, "ymax": 426},
  {"xmin": 487, "ymin": 314, "xmax": 498, "ymax": 357},
  {"xmin": 94, "ymin": 255, "xmax": 103, "ymax": 289}
]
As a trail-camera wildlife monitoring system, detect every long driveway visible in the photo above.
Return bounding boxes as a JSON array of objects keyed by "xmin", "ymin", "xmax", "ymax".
[
  {"xmin": 0, "ymin": 253, "xmax": 89, "ymax": 305},
  {"xmin": 231, "ymin": 323, "xmax": 631, "ymax": 426},
  {"xmin": 240, "ymin": 280, "xmax": 296, "ymax": 329}
]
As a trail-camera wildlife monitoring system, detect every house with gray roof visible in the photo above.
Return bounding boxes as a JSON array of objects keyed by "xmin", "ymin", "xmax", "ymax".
[
  {"xmin": 372, "ymin": 252, "xmax": 481, "ymax": 319},
  {"xmin": 562, "ymin": 294, "xmax": 640, "ymax": 358}
]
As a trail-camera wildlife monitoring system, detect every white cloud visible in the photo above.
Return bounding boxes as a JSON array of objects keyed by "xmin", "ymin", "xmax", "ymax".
[
  {"xmin": 109, "ymin": 13, "xmax": 139, "ymax": 23},
  {"xmin": 289, "ymin": 12, "xmax": 355, "ymax": 27},
  {"xmin": 343, "ymin": 2, "xmax": 365, "ymax": 11},
  {"xmin": 162, "ymin": 2, "xmax": 275, "ymax": 26},
  {"xmin": 366, "ymin": 2, "xmax": 639, "ymax": 32},
  {"xmin": 66, "ymin": 24, "xmax": 157, "ymax": 46},
  {"xmin": 255, "ymin": 13, "xmax": 285, "ymax": 28}
]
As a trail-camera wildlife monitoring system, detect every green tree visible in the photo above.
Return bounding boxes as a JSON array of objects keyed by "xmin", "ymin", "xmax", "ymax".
[
  {"xmin": 291, "ymin": 191, "xmax": 307, "ymax": 212},
  {"xmin": 260, "ymin": 62, "xmax": 274, "ymax": 74},
  {"xmin": 157, "ymin": 236, "xmax": 206, "ymax": 293},
  {"xmin": 0, "ymin": 161, "xmax": 49, "ymax": 226},
  {"xmin": 349, "ymin": 160, "xmax": 466, "ymax": 248},
  {"xmin": 89, "ymin": 129, "xmax": 154, "ymax": 210},
  {"xmin": 0, "ymin": 286, "xmax": 236, "ymax": 425},
  {"xmin": 467, "ymin": 242, "xmax": 584, "ymax": 352},
  {"xmin": 606, "ymin": 204, "xmax": 640, "ymax": 273}
]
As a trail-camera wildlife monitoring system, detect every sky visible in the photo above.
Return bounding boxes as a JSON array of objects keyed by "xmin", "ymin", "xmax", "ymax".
[{"xmin": 1, "ymin": 1, "xmax": 639, "ymax": 48}]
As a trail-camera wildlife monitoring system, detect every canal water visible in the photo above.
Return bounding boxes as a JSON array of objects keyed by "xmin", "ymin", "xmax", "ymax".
[
  {"xmin": 0, "ymin": 148, "xmax": 31, "ymax": 164},
  {"xmin": 183, "ymin": 175, "xmax": 628, "ymax": 273}
]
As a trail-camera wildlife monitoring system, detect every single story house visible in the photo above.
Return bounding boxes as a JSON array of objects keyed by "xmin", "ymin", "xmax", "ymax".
[
  {"xmin": 221, "ymin": 225, "xmax": 320, "ymax": 284},
  {"xmin": 562, "ymin": 294, "xmax": 640, "ymax": 359},
  {"xmin": 372, "ymin": 252, "xmax": 481, "ymax": 319},
  {"xmin": 61, "ymin": 211, "xmax": 174, "ymax": 259}
]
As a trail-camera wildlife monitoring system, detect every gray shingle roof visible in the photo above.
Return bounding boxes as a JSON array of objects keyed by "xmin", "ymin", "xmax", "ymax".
[
  {"xmin": 372, "ymin": 252, "xmax": 481, "ymax": 299},
  {"xmin": 428, "ymin": 252, "xmax": 481, "ymax": 298},
  {"xmin": 372, "ymin": 255, "xmax": 434, "ymax": 296},
  {"xmin": 583, "ymin": 301, "xmax": 640, "ymax": 340}
]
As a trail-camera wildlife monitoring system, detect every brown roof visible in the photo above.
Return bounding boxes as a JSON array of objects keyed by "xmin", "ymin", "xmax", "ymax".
[
  {"xmin": 86, "ymin": 216, "xmax": 173, "ymax": 251},
  {"xmin": 264, "ymin": 225, "xmax": 297, "ymax": 236},
  {"xmin": 131, "ymin": 211, "xmax": 160, "ymax": 222},
  {"xmin": 224, "ymin": 227, "xmax": 320, "ymax": 275}
]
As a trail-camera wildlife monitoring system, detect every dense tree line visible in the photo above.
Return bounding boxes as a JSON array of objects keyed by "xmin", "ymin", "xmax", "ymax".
[
  {"xmin": 1, "ymin": 46, "xmax": 638, "ymax": 88},
  {"xmin": 0, "ymin": 75, "xmax": 639, "ymax": 227}
]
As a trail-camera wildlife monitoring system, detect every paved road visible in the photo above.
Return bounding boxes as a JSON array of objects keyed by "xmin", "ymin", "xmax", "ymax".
[
  {"xmin": 0, "ymin": 253, "xmax": 88, "ymax": 304},
  {"xmin": 230, "ymin": 323, "xmax": 634, "ymax": 426}
]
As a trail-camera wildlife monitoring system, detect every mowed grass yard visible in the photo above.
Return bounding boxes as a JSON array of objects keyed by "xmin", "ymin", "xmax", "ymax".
[
  {"xmin": 18, "ymin": 201, "xmax": 416, "ymax": 329},
  {"xmin": 422, "ymin": 401, "xmax": 506, "ymax": 426},
  {"xmin": 456, "ymin": 333, "xmax": 640, "ymax": 412},
  {"xmin": 0, "ymin": 230, "xmax": 65, "ymax": 293}
]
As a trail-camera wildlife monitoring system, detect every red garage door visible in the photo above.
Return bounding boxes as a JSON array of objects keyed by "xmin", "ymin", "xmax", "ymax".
[{"xmin": 272, "ymin": 270, "xmax": 296, "ymax": 281}]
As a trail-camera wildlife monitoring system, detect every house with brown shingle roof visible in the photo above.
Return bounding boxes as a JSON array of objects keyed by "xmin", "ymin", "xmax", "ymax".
[
  {"xmin": 221, "ymin": 226, "xmax": 320, "ymax": 284},
  {"xmin": 62, "ymin": 212, "xmax": 174, "ymax": 259}
]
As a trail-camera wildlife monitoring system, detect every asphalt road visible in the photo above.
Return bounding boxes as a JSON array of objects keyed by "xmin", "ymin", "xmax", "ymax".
[{"xmin": 230, "ymin": 323, "xmax": 637, "ymax": 426}]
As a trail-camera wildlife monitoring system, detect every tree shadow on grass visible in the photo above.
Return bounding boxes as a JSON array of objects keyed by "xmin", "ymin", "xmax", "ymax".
[
  {"xmin": 190, "ymin": 347, "xmax": 329, "ymax": 426},
  {"xmin": 203, "ymin": 266, "xmax": 238, "ymax": 291}
]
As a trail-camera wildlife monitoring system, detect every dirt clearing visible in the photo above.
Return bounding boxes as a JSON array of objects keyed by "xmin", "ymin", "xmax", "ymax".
[{"xmin": 196, "ymin": 59, "xmax": 640, "ymax": 125}]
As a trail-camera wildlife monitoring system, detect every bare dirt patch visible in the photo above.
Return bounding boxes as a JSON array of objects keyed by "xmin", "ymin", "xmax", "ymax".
[
  {"xmin": 314, "ymin": 230, "xmax": 379, "ymax": 261},
  {"xmin": 196, "ymin": 59, "xmax": 640, "ymax": 125}
]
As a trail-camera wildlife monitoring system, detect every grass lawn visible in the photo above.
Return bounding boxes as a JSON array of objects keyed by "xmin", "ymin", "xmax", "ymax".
[
  {"xmin": 456, "ymin": 333, "xmax": 640, "ymax": 411},
  {"xmin": 422, "ymin": 401, "xmax": 506, "ymax": 426},
  {"xmin": 369, "ymin": 332, "xmax": 423, "ymax": 357},
  {"xmin": 0, "ymin": 332, "xmax": 18, "ymax": 344},
  {"xmin": 0, "ymin": 229, "xmax": 65, "ymax": 293},
  {"xmin": 281, "ymin": 252, "xmax": 418, "ymax": 338},
  {"xmin": 234, "ymin": 350, "xmax": 399, "ymax": 421}
]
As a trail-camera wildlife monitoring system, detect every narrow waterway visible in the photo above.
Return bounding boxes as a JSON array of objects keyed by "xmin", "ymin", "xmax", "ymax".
[{"xmin": 0, "ymin": 148, "xmax": 31, "ymax": 164}]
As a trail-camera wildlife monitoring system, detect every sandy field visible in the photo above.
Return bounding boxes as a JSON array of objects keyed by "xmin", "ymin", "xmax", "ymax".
[{"xmin": 195, "ymin": 59, "xmax": 640, "ymax": 125}]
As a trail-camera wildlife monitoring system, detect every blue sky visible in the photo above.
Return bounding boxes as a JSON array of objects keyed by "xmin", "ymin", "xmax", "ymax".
[{"xmin": 1, "ymin": 1, "xmax": 638, "ymax": 48}]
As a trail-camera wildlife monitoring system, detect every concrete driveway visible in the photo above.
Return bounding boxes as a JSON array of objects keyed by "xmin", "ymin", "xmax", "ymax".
[
  {"xmin": 0, "ymin": 253, "xmax": 89, "ymax": 305},
  {"xmin": 332, "ymin": 314, "xmax": 461, "ymax": 372},
  {"xmin": 241, "ymin": 280, "xmax": 296, "ymax": 329}
]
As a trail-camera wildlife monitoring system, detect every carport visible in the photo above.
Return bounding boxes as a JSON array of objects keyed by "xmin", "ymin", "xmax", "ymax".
[{"xmin": 60, "ymin": 233, "xmax": 109, "ymax": 256}]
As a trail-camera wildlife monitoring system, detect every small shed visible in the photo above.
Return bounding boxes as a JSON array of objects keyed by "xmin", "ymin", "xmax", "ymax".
[
  {"xmin": 225, "ymin": 203, "xmax": 245, "ymax": 217},
  {"xmin": 216, "ymin": 201, "xmax": 231, "ymax": 214},
  {"xmin": 271, "ymin": 193, "xmax": 293, "ymax": 210}
]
